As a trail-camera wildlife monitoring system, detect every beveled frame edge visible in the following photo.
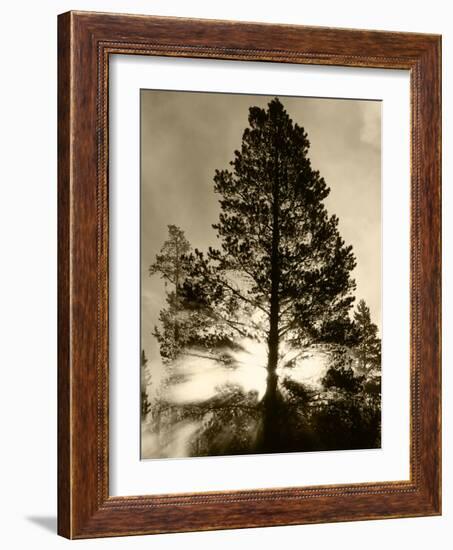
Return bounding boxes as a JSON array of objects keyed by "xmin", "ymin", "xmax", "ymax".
[{"xmin": 57, "ymin": 10, "xmax": 441, "ymax": 539}]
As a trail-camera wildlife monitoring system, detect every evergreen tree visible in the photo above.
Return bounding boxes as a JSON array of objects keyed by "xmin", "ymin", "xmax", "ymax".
[
  {"xmin": 149, "ymin": 224, "xmax": 191, "ymax": 288},
  {"xmin": 353, "ymin": 299, "xmax": 381, "ymax": 374},
  {"xmin": 149, "ymin": 225, "xmax": 191, "ymax": 361},
  {"xmin": 182, "ymin": 98, "xmax": 357, "ymax": 449},
  {"xmin": 150, "ymin": 225, "xmax": 238, "ymax": 362}
]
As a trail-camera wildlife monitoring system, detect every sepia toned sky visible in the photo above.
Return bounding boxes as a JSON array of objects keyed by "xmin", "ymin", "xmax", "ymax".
[{"xmin": 141, "ymin": 90, "xmax": 381, "ymax": 371}]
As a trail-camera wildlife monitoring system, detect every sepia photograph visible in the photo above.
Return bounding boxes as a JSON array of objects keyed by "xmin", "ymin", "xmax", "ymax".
[{"xmin": 140, "ymin": 90, "xmax": 382, "ymax": 460}]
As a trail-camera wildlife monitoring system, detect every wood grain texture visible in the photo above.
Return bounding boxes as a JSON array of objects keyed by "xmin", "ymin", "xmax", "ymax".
[
  {"xmin": 57, "ymin": 11, "xmax": 71, "ymax": 538},
  {"xmin": 57, "ymin": 10, "xmax": 441, "ymax": 539}
]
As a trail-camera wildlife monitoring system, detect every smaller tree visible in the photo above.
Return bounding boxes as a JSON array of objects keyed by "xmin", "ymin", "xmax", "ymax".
[
  {"xmin": 151, "ymin": 225, "xmax": 251, "ymax": 362},
  {"xmin": 149, "ymin": 225, "xmax": 191, "ymax": 289},
  {"xmin": 354, "ymin": 299, "xmax": 381, "ymax": 374},
  {"xmin": 149, "ymin": 225, "xmax": 191, "ymax": 362}
]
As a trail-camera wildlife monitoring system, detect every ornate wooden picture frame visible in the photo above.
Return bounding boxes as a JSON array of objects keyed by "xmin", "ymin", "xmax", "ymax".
[{"xmin": 58, "ymin": 11, "xmax": 441, "ymax": 539}]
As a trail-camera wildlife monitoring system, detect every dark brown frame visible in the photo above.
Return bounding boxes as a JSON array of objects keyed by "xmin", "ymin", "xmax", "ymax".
[{"xmin": 58, "ymin": 10, "xmax": 441, "ymax": 539}]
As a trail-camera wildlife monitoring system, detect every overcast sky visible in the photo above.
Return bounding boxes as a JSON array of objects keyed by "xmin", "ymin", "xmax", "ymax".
[{"xmin": 141, "ymin": 90, "xmax": 381, "ymax": 370}]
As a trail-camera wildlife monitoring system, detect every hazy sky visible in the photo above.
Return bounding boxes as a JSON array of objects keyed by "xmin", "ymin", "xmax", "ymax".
[{"xmin": 141, "ymin": 90, "xmax": 381, "ymax": 371}]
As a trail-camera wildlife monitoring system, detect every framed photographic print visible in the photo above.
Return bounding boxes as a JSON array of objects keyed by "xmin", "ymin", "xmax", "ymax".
[{"xmin": 58, "ymin": 11, "xmax": 441, "ymax": 539}]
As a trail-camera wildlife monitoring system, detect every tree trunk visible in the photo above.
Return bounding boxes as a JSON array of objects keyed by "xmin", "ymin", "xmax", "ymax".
[
  {"xmin": 261, "ymin": 143, "xmax": 281, "ymax": 452},
  {"xmin": 262, "ymin": 269, "xmax": 280, "ymax": 450},
  {"xmin": 261, "ymin": 335, "xmax": 279, "ymax": 451}
]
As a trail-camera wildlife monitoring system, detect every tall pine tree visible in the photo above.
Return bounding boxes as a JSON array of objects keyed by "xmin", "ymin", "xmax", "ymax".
[{"xmin": 182, "ymin": 98, "xmax": 357, "ymax": 449}]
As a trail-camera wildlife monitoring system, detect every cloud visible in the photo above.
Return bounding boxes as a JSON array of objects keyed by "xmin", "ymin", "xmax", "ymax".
[{"xmin": 359, "ymin": 101, "xmax": 381, "ymax": 148}]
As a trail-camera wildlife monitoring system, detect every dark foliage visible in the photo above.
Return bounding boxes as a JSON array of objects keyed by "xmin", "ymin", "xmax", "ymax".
[
  {"xmin": 322, "ymin": 365, "xmax": 364, "ymax": 394},
  {"xmin": 140, "ymin": 350, "xmax": 151, "ymax": 419}
]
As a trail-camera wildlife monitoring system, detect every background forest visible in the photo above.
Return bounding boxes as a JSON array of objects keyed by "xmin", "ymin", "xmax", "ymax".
[{"xmin": 141, "ymin": 96, "xmax": 381, "ymax": 458}]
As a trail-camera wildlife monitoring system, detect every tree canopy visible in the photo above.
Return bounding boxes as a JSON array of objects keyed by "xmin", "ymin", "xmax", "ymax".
[{"xmin": 182, "ymin": 98, "xmax": 357, "ymax": 349}]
